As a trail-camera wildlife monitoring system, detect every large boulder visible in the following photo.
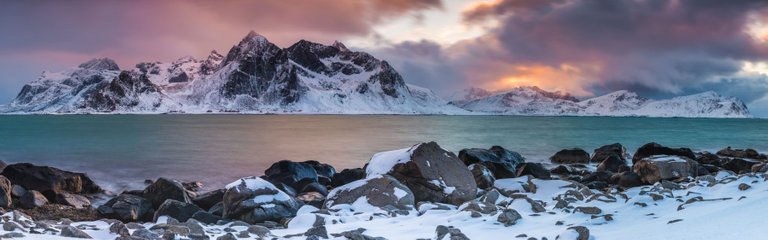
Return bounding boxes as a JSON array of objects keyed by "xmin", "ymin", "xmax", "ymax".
[
  {"xmin": 331, "ymin": 168, "xmax": 365, "ymax": 188},
  {"xmin": 19, "ymin": 190, "xmax": 48, "ymax": 209},
  {"xmin": 550, "ymin": 148, "xmax": 590, "ymax": 164},
  {"xmin": 458, "ymin": 146, "xmax": 524, "ymax": 178},
  {"xmin": 721, "ymin": 158, "xmax": 761, "ymax": 174},
  {"xmin": 222, "ymin": 176, "xmax": 302, "ymax": 224},
  {"xmin": 468, "ymin": 164, "xmax": 495, "ymax": 189},
  {"xmin": 143, "ymin": 178, "xmax": 192, "ymax": 209},
  {"xmin": 516, "ymin": 163, "xmax": 551, "ymax": 179},
  {"xmin": 0, "ymin": 163, "xmax": 102, "ymax": 201},
  {"xmin": 592, "ymin": 143, "xmax": 628, "ymax": 162},
  {"xmin": 596, "ymin": 154, "xmax": 628, "ymax": 173},
  {"xmin": 153, "ymin": 199, "xmax": 204, "ymax": 222},
  {"xmin": 366, "ymin": 142, "xmax": 477, "ymax": 205},
  {"xmin": 302, "ymin": 160, "xmax": 336, "ymax": 185},
  {"xmin": 631, "ymin": 143, "xmax": 695, "ymax": 164},
  {"xmin": 55, "ymin": 192, "xmax": 91, "ymax": 209},
  {"xmin": 264, "ymin": 160, "xmax": 319, "ymax": 191},
  {"xmin": 0, "ymin": 176, "xmax": 11, "ymax": 208},
  {"xmin": 324, "ymin": 175, "xmax": 414, "ymax": 211},
  {"xmin": 192, "ymin": 189, "xmax": 225, "ymax": 211},
  {"xmin": 717, "ymin": 147, "xmax": 766, "ymax": 160},
  {"xmin": 97, "ymin": 194, "xmax": 154, "ymax": 222},
  {"xmin": 632, "ymin": 155, "xmax": 698, "ymax": 184}
]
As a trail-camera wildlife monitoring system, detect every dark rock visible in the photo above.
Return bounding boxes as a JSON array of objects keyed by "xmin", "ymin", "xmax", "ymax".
[
  {"xmin": 325, "ymin": 175, "xmax": 414, "ymax": 210},
  {"xmin": 208, "ymin": 202, "xmax": 224, "ymax": 217},
  {"xmin": 752, "ymin": 163, "xmax": 768, "ymax": 173},
  {"xmin": 592, "ymin": 143, "xmax": 628, "ymax": 162},
  {"xmin": 55, "ymin": 192, "xmax": 90, "ymax": 209},
  {"xmin": 19, "ymin": 190, "xmax": 48, "ymax": 209},
  {"xmin": 614, "ymin": 172, "xmax": 644, "ymax": 188},
  {"xmin": 153, "ymin": 199, "xmax": 203, "ymax": 222},
  {"xmin": 717, "ymin": 147, "xmax": 766, "ymax": 160},
  {"xmin": 632, "ymin": 142, "xmax": 695, "ymax": 164},
  {"xmin": 585, "ymin": 181, "xmax": 609, "ymax": 190},
  {"xmin": 469, "ymin": 164, "xmax": 496, "ymax": 189},
  {"xmin": 582, "ymin": 171, "xmax": 613, "ymax": 183},
  {"xmin": 299, "ymin": 182, "xmax": 328, "ymax": 196},
  {"xmin": 191, "ymin": 210, "xmax": 223, "ymax": 224},
  {"xmin": 721, "ymin": 158, "xmax": 760, "ymax": 173},
  {"xmin": 596, "ymin": 154, "xmax": 627, "ymax": 173},
  {"xmin": 458, "ymin": 146, "xmax": 524, "ymax": 178},
  {"xmin": 460, "ymin": 200, "xmax": 497, "ymax": 215},
  {"xmin": 376, "ymin": 142, "xmax": 477, "ymax": 205},
  {"xmin": 550, "ymin": 148, "xmax": 590, "ymax": 164},
  {"xmin": 131, "ymin": 228, "xmax": 160, "ymax": 239},
  {"xmin": 217, "ymin": 233, "xmax": 237, "ymax": 240},
  {"xmin": 696, "ymin": 152, "xmax": 722, "ymax": 166},
  {"xmin": 192, "ymin": 189, "xmax": 225, "ymax": 211},
  {"xmin": 1, "ymin": 232, "xmax": 24, "ymax": 238},
  {"xmin": 97, "ymin": 194, "xmax": 154, "ymax": 222},
  {"xmin": 304, "ymin": 225, "xmax": 328, "ymax": 239},
  {"xmin": 738, "ymin": 183, "xmax": 751, "ymax": 191},
  {"xmin": 497, "ymin": 209, "xmax": 522, "ymax": 226},
  {"xmin": 550, "ymin": 165, "xmax": 578, "ymax": 175},
  {"xmin": 633, "ymin": 156, "xmax": 698, "ymax": 184},
  {"xmin": 303, "ymin": 160, "xmax": 336, "ymax": 185},
  {"xmin": 247, "ymin": 225, "xmax": 272, "ymax": 238},
  {"xmin": 296, "ymin": 192, "xmax": 325, "ymax": 208},
  {"xmin": 264, "ymin": 160, "xmax": 319, "ymax": 192},
  {"xmin": 0, "ymin": 163, "xmax": 102, "ymax": 201},
  {"xmin": 109, "ymin": 222, "xmax": 130, "ymax": 237},
  {"xmin": 516, "ymin": 163, "xmax": 551, "ymax": 179},
  {"xmin": 574, "ymin": 206, "xmax": 602, "ymax": 215},
  {"xmin": 560, "ymin": 226, "xmax": 589, "ymax": 240},
  {"xmin": 0, "ymin": 175, "xmax": 11, "ymax": 208},
  {"xmin": 143, "ymin": 178, "xmax": 192, "ymax": 209},
  {"xmin": 11, "ymin": 184, "xmax": 26, "ymax": 198},
  {"xmin": 435, "ymin": 225, "xmax": 469, "ymax": 240},
  {"xmin": 60, "ymin": 225, "xmax": 92, "ymax": 238},
  {"xmin": 222, "ymin": 177, "xmax": 302, "ymax": 224},
  {"xmin": 331, "ymin": 168, "xmax": 365, "ymax": 188},
  {"xmin": 182, "ymin": 181, "xmax": 203, "ymax": 192}
]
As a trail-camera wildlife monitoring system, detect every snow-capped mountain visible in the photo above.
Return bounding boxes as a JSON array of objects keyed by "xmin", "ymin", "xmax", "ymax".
[
  {"xmin": 5, "ymin": 31, "xmax": 462, "ymax": 114},
  {"xmin": 456, "ymin": 87, "xmax": 750, "ymax": 118},
  {"xmin": 447, "ymin": 87, "xmax": 493, "ymax": 106}
]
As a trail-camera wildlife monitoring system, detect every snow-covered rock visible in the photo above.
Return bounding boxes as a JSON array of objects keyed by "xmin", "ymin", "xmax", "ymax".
[
  {"xmin": 324, "ymin": 175, "xmax": 414, "ymax": 211},
  {"xmin": 222, "ymin": 176, "xmax": 301, "ymax": 224}
]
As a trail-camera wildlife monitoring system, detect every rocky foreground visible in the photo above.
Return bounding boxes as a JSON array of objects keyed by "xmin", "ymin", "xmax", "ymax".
[{"xmin": 0, "ymin": 142, "xmax": 765, "ymax": 239}]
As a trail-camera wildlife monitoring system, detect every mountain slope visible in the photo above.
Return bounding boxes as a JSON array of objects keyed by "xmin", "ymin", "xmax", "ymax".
[
  {"xmin": 4, "ymin": 31, "xmax": 462, "ymax": 114},
  {"xmin": 457, "ymin": 87, "xmax": 750, "ymax": 118}
]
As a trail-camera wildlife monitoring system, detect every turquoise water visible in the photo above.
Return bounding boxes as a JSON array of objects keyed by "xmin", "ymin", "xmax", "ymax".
[{"xmin": 0, "ymin": 115, "xmax": 766, "ymax": 192}]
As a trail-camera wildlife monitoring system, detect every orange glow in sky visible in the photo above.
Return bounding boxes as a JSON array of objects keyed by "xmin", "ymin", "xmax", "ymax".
[{"xmin": 484, "ymin": 64, "xmax": 598, "ymax": 96}]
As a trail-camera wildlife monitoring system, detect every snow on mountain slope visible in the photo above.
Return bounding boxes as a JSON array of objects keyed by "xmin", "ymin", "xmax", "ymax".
[
  {"xmin": 447, "ymin": 87, "xmax": 493, "ymax": 106},
  {"xmin": 459, "ymin": 87, "xmax": 751, "ymax": 118},
  {"xmin": 3, "ymin": 31, "xmax": 463, "ymax": 114}
]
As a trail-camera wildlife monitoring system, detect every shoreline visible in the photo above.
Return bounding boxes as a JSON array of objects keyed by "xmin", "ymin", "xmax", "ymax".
[{"xmin": 0, "ymin": 142, "xmax": 765, "ymax": 239}]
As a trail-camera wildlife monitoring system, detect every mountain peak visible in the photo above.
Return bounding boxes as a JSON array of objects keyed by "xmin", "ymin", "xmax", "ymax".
[
  {"xmin": 332, "ymin": 41, "xmax": 349, "ymax": 51},
  {"xmin": 78, "ymin": 58, "xmax": 120, "ymax": 71}
]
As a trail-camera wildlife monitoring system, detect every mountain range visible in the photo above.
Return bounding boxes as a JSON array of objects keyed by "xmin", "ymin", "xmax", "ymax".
[{"xmin": 0, "ymin": 31, "xmax": 751, "ymax": 118}]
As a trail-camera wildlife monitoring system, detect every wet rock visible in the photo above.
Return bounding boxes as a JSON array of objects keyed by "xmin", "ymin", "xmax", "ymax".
[
  {"xmin": 0, "ymin": 175, "xmax": 11, "ymax": 208},
  {"xmin": 60, "ymin": 225, "xmax": 92, "ymax": 238},
  {"xmin": 303, "ymin": 160, "xmax": 336, "ymax": 185},
  {"xmin": 632, "ymin": 142, "xmax": 695, "ymax": 164},
  {"xmin": 633, "ymin": 155, "xmax": 698, "ymax": 184},
  {"xmin": 109, "ymin": 222, "xmax": 130, "ymax": 237},
  {"xmin": 131, "ymin": 228, "xmax": 160, "ymax": 239},
  {"xmin": 190, "ymin": 210, "xmax": 223, "ymax": 224},
  {"xmin": 369, "ymin": 142, "xmax": 477, "ymax": 205},
  {"xmin": 435, "ymin": 225, "xmax": 469, "ymax": 240},
  {"xmin": 55, "ymin": 192, "xmax": 91, "ymax": 209},
  {"xmin": 222, "ymin": 177, "xmax": 302, "ymax": 224},
  {"xmin": 721, "ymin": 158, "xmax": 760, "ymax": 174},
  {"xmin": 614, "ymin": 172, "xmax": 644, "ymax": 188},
  {"xmin": 469, "ymin": 164, "xmax": 496, "ymax": 189},
  {"xmin": 182, "ymin": 181, "xmax": 203, "ymax": 192},
  {"xmin": 497, "ymin": 208, "xmax": 522, "ymax": 226},
  {"xmin": 596, "ymin": 154, "xmax": 628, "ymax": 173},
  {"xmin": 192, "ymin": 189, "xmax": 225, "ymax": 211},
  {"xmin": 143, "ymin": 178, "xmax": 192, "ymax": 209},
  {"xmin": 331, "ymin": 168, "xmax": 365, "ymax": 188},
  {"xmin": 592, "ymin": 143, "xmax": 629, "ymax": 162},
  {"xmin": 299, "ymin": 182, "xmax": 329, "ymax": 196},
  {"xmin": 325, "ymin": 175, "xmax": 414, "ymax": 210},
  {"xmin": 717, "ymin": 147, "xmax": 766, "ymax": 160},
  {"xmin": 0, "ymin": 163, "xmax": 102, "ymax": 200},
  {"xmin": 516, "ymin": 163, "xmax": 551, "ymax": 179},
  {"xmin": 97, "ymin": 194, "xmax": 154, "ymax": 222},
  {"xmin": 550, "ymin": 165, "xmax": 577, "ymax": 175},
  {"xmin": 550, "ymin": 148, "xmax": 590, "ymax": 164},
  {"xmin": 19, "ymin": 190, "xmax": 48, "ymax": 209},
  {"xmin": 696, "ymin": 152, "xmax": 722, "ymax": 166},
  {"xmin": 153, "ymin": 199, "xmax": 204, "ymax": 222},
  {"xmin": 265, "ymin": 160, "xmax": 319, "ymax": 192},
  {"xmin": 458, "ymin": 146, "xmax": 524, "ymax": 178}
]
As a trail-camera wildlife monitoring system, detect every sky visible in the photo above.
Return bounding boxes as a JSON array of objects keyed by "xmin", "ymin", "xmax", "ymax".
[{"xmin": 1, "ymin": 0, "xmax": 768, "ymax": 116}]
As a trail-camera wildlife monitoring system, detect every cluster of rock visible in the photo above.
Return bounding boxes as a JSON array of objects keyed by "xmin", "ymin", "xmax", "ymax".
[{"xmin": 0, "ymin": 141, "xmax": 765, "ymax": 239}]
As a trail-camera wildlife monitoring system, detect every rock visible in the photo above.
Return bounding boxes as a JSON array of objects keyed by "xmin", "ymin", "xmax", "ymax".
[
  {"xmin": 331, "ymin": 168, "xmax": 365, "ymax": 188},
  {"xmin": 0, "ymin": 163, "xmax": 102, "ymax": 200},
  {"xmin": 614, "ymin": 172, "xmax": 644, "ymax": 188},
  {"xmin": 469, "ymin": 164, "xmax": 496, "ymax": 189},
  {"xmin": 0, "ymin": 175, "xmax": 11, "ymax": 208},
  {"xmin": 752, "ymin": 163, "xmax": 768, "ymax": 173},
  {"xmin": 131, "ymin": 228, "xmax": 160, "ymax": 239},
  {"xmin": 557, "ymin": 226, "xmax": 589, "ymax": 240},
  {"xmin": 717, "ymin": 147, "xmax": 766, "ymax": 160},
  {"xmin": 458, "ymin": 146, "xmax": 524, "ymax": 178},
  {"xmin": 550, "ymin": 148, "xmax": 590, "ymax": 164},
  {"xmin": 192, "ymin": 189, "xmax": 225, "ymax": 211},
  {"xmin": 19, "ymin": 190, "xmax": 48, "ymax": 209},
  {"xmin": 182, "ymin": 181, "xmax": 204, "ymax": 192},
  {"xmin": 11, "ymin": 184, "xmax": 26, "ymax": 198},
  {"xmin": 631, "ymin": 142, "xmax": 695, "ymax": 164},
  {"xmin": 222, "ymin": 176, "xmax": 302, "ymax": 224},
  {"xmin": 208, "ymin": 202, "xmax": 224, "ymax": 217},
  {"xmin": 304, "ymin": 225, "xmax": 328, "ymax": 239},
  {"xmin": 596, "ymin": 154, "xmax": 628, "ymax": 173},
  {"xmin": 55, "ymin": 192, "xmax": 91, "ymax": 209},
  {"xmin": 633, "ymin": 155, "xmax": 698, "ymax": 184},
  {"xmin": 97, "ymin": 194, "xmax": 154, "ymax": 222},
  {"xmin": 143, "ymin": 178, "xmax": 192, "ymax": 209},
  {"xmin": 153, "ymin": 199, "xmax": 204, "ymax": 222},
  {"xmin": 367, "ymin": 142, "xmax": 477, "ymax": 205},
  {"xmin": 299, "ymin": 182, "xmax": 329, "ymax": 196},
  {"xmin": 497, "ymin": 208, "xmax": 522, "ymax": 226},
  {"xmin": 738, "ymin": 183, "xmax": 751, "ymax": 191},
  {"xmin": 1, "ymin": 232, "xmax": 24, "ymax": 238},
  {"xmin": 696, "ymin": 152, "xmax": 723, "ymax": 166},
  {"xmin": 721, "ymin": 158, "xmax": 760, "ymax": 174},
  {"xmin": 574, "ymin": 206, "xmax": 602, "ymax": 215},
  {"xmin": 516, "ymin": 163, "xmax": 551, "ymax": 179},
  {"xmin": 60, "ymin": 225, "xmax": 92, "ymax": 238},
  {"xmin": 435, "ymin": 225, "xmax": 469, "ymax": 240},
  {"xmin": 592, "ymin": 143, "xmax": 629, "ymax": 162},
  {"xmin": 582, "ymin": 171, "xmax": 613, "ymax": 183},
  {"xmin": 296, "ymin": 192, "xmax": 325, "ymax": 208},
  {"xmin": 217, "ymin": 233, "xmax": 237, "ymax": 240},
  {"xmin": 247, "ymin": 225, "xmax": 272, "ymax": 238},
  {"xmin": 550, "ymin": 165, "xmax": 577, "ymax": 175},
  {"xmin": 264, "ymin": 160, "xmax": 319, "ymax": 191},
  {"xmin": 325, "ymin": 175, "xmax": 414, "ymax": 210},
  {"xmin": 303, "ymin": 160, "xmax": 337, "ymax": 185},
  {"xmin": 109, "ymin": 222, "xmax": 130, "ymax": 237},
  {"xmin": 191, "ymin": 210, "xmax": 224, "ymax": 224},
  {"xmin": 459, "ymin": 200, "xmax": 497, "ymax": 215}
]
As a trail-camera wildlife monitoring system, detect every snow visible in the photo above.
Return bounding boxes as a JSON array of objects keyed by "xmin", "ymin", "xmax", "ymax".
[
  {"xmin": 365, "ymin": 144, "xmax": 420, "ymax": 177},
  {"xmin": 225, "ymin": 176, "xmax": 291, "ymax": 202}
]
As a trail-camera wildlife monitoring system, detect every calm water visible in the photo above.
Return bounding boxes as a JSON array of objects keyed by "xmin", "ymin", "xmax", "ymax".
[{"xmin": 0, "ymin": 115, "xmax": 766, "ymax": 192}]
